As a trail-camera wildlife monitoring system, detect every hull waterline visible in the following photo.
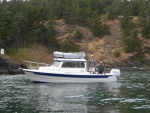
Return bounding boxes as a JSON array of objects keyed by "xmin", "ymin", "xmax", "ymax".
[{"xmin": 24, "ymin": 70, "xmax": 118, "ymax": 83}]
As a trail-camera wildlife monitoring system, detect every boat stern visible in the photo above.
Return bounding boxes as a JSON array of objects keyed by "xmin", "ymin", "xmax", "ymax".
[{"xmin": 110, "ymin": 68, "xmax": 121, "ymax": 78}]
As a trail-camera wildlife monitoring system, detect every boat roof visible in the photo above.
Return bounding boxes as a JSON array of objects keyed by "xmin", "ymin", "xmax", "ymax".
[{"xmin": 53, "ymin": 58, "xmax": 87, "ymax": 62}]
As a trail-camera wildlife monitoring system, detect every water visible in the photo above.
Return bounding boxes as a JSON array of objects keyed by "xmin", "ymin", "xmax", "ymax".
[{"xmin": 0, "ymin": 71, "xmax": 150, "ymax": 113}]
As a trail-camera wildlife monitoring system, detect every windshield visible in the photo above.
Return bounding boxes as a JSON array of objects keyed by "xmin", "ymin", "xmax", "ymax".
[
  {"xmin": 53, "ymin": 61, "xmax": 61, "ymax": 67},
  {"xmin": 62, "ymin": 62, "xmax": 85, "ymax": 68}
]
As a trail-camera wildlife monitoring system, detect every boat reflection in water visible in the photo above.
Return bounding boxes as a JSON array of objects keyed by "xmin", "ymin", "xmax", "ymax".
[
  {"xmin": 29, "ymin": 83, "xmax": 89, "ymax": 112},
  {"xmin": 28, "ymin": 82, "xmax": 122, "ymax": 113}
]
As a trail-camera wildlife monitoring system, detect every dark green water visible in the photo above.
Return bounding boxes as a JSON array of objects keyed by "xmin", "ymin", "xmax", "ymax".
[{"xmin": 0, "ymin": 71, "xmax": 150, "ymax": 113}]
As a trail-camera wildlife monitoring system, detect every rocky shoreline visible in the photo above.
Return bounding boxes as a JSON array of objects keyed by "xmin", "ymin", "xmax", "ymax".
[
  {"xmin": 0, "ymin": 57, "xmax": 24, "ymax": 75},
  {"xmin": 104, "ymin": 63, "xmax": 150, "ymax": 71},
  {"xmin": 120, "ymin": 67, "xmax": 150, "ymax": 71}
]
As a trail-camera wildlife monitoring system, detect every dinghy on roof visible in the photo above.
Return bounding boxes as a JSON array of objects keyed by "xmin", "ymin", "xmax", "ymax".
[{"xmin": 53, "ymin": 51, "xmax": 85, "ymax": 59}]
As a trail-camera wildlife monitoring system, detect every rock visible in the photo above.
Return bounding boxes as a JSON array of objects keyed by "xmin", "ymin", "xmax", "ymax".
[
  {"xmin": 0, "ymin": 57, "xmax": 25, "ymax": 75},
  {"xmin": 20, "ymin": 64, "xmax": 28, "ymax": 69}
]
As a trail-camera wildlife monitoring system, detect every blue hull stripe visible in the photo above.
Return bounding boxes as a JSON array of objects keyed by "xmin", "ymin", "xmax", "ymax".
[
  {"xmin": 32, "ymin": 81, "xmax": 48, "ymax": 83},
  {"xmin": 31, "ymin": 71, "xmax": 111, "ymax": 78}
]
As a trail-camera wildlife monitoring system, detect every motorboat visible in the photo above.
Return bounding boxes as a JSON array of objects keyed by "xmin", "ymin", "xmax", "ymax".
[{"xmin": 22, "ymin": 51, "xmax": 121, "ymax": 83}]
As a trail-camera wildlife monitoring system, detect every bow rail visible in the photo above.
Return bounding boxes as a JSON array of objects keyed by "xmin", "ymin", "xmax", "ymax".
[{"xmin": 23, "ymin": 60, "xmax": 51, "ymax": 69}]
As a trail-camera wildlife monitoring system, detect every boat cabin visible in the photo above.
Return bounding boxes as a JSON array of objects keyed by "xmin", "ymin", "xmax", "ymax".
[
  {"xmin": 51, "ymin": 58, "xmax": 87, "ymax": 73},
  {"xmin": 53, "ymin": 58, "xmax": 86, "ymax": 67},
  {"xmin": 40, "ymin": 58, "xmax": 87, "ymax": 72}
]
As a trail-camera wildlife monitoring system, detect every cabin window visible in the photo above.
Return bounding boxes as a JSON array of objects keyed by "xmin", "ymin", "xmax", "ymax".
[
  {"xmin": 62, "ymin": 62, "xmax": 85, "ymax": 68},
  {"xmin": 53, "ymin": 61, "xmax": 61, "ymax": 67}
]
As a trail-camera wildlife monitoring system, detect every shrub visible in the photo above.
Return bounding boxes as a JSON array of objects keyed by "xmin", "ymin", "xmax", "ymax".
[
  {"xmin": 114, "ymin": 51, "xmax": 121, "ymax": 57},
  {"xmin": 91, "ymin": 23, "xmax": 110, "ymax": 38},
  {"xmin": 142, "ymin": 24, "xmax": 150, "ymax": 39},
  {"xmin": 73, "ymin": 31, "xmax": 83, "ymax": 42},
  {"xmin": 124, "ymin": 31, "xmax": 141, "ymax": 52}
]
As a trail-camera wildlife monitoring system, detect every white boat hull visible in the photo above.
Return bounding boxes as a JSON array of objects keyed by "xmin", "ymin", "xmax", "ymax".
[{"xmin": 24, "ymin": 69, "xmax": 118, "ymax": 83}]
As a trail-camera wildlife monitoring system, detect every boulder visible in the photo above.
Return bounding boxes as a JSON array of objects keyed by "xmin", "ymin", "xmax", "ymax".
[{"xmin": 0, "ymin": 57, "xmax": 25, "ymax": 75}]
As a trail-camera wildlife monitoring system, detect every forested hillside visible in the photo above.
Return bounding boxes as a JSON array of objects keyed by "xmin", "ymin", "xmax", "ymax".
[{"xmin": 0, "ymin": 0, "xmax": 150, "ymax": 67}]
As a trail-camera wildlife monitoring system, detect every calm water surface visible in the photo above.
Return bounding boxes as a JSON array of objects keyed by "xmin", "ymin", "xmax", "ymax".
[{"xmin": 0, "ymin": 71, "xmax": 150, "ymax": 113}]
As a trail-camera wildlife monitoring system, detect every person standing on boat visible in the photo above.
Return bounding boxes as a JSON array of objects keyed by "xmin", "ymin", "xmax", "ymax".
[
  {"xmin": 88, "ymin": 55, "xmax": 96, "ymax": 74},
  {"xmin": 98, "ymin": 61, "xmax": 105, "ymax": 74}
]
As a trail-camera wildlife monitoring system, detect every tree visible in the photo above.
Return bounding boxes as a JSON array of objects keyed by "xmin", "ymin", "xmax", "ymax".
[
  {"xmin": 139, "ymin": 0, "xmax": 150, "ymax": 39},
  {"xmin": 124, "ymin": 31, "xmax": 141, "ymax": 52}
]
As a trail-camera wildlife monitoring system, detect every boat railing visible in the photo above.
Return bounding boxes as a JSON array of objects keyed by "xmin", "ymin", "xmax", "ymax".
[{"xmin": 23, "ymin": 60, "xmax": 51, "ymax": 69}]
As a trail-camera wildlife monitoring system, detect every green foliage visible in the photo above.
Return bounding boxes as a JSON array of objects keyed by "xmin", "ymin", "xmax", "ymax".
[
  {"xmin": 61, "ymin": 44, "xmax": 80, "ymax": 52},
  {"xmin": 107, "ymin": 0, "xmax": 123, "ymax": 20},
  {"xmin": 138, "ymin": 1, "xmax": 150, "ymax": 39},
  {"xmin": 120, "ymin": 17, "xmax": 136, "ymax": 30},
  {"xmin": 60, "ymin": 38, "xmax": 80, "ymax": 52},
  {"xmin": 137, "ymin": 54, "xmax": 145, "ymax": 63},
  {"xmin": 73, "ymin": 31, "xmax": 83, "ymax": 42},
  {"xmin": 122, "ymin": 20, "xmax": 136, "ymax": 36},
  {"xmin": 91, "ymin": 22, "xmax": 110, "ymax": 38},
  {"xmin": 120, "ymin": 15, "xmax": 142, "ymax": 53},
  {"xmin": 142, "ymin": 22, "xmax": 150, "ymax": 39},
  {"xmin": 59, "ymin": 30, "xmax": 82, "ymax": 52},
  {"xmin": 0, "ymin": 8, "xmax": 19, "ymax": 49},
  {"xmin": 124, "ymin": 31, "xmax": 141, "ymax": 53},
  {"xmin": 114, "ymin": 51, "xmax": 121, "ymax": 57},
  {"xmin": 37, "ymin": 23, "xmax": 58, "ymax": 48},
  {"xmin": 0, "ymin": 0, "xmax": 149, "ymax": 54},
  {"xmin": 0, "ymin": 0, "xmax": 59, "ymax": 51}
]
